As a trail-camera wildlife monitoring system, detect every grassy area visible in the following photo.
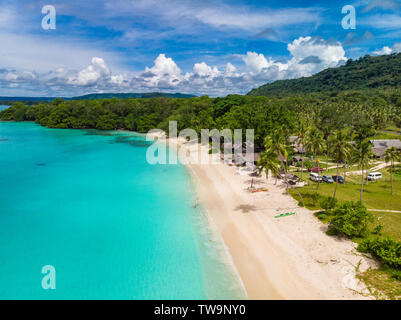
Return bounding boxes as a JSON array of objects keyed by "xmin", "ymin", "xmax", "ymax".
[
  {"xmin": 372, "ymin": 132, "xmax": 401, "ymax": 140},
  {"xmin": 289, "ymin": 166, "xmax": 401, "ymax": 211},
  {"xmin": 382, "ymin": 125, "xmax": 401, "ymax": 133},
  {"xmin": 289, "ymin": 165, "xmax": 401, "ymax": 299},
  {"xmin": 357, "ymin": 268, "xmax": 401, "ymax": 300},
  {"xmin": 371, "ymin": 212, "xmax": 401, "ymax": 242},
  {"xmin": 355, "ymin": 211, "xmax": 401, "ymax": 300}
]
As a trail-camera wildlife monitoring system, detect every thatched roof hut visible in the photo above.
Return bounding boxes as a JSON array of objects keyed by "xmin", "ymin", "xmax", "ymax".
[
  {"xmin": 369, "ymin": 139, "xmax": 401, "ymax": 159},
  {"xmin": 289, "ymin": 135, "xmax": 306, "ymax": 154}
]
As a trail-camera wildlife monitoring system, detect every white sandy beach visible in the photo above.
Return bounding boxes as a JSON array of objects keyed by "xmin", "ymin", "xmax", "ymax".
[{"xmin": 150, "ymin": 133, "xmax": 377, "ymax": 300}]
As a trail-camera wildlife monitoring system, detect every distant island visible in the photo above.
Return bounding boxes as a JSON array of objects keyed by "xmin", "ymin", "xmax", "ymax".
[{"xmin": 0, "ymin": 92, "xmax": 196, "ymax": 104}]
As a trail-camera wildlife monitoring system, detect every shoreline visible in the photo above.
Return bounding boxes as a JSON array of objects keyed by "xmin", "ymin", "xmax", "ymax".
[{"xmin": 161, "ymin": 136, "xmax": 377, "ymax": 300}]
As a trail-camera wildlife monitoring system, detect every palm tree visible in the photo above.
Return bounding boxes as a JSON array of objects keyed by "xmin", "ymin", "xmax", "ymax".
[
  {"xmin": 305, "ymin": 127, "xmax": 324, "ymax": 190},
  {"xmin": 384, "ymin": 147, "xmax": 401, "ymax": 195},
  {"xmin": 325, "ymin": 132, "xmax": 332, "ymax": 172},
  {"xmin": 322, "ymin": 127, "xmax": 332, "ymax": 171},
  {"xmin": 257, "ymin": 149, "xmax": 280, "ymax": 183},
  {"xmin": 329, "ymin": 130, "xmax": 351, "ymax": 199},
  {"xmin": 264, "ymin": 129, "xmax": 289, "ymax": 190},
  {"xmin": 353, "ymin": 140, "xmax": 373, "ymax": 202},
  {"xmin": 296, "ymin": 120, "xmax": 309, "ymax": 181}
]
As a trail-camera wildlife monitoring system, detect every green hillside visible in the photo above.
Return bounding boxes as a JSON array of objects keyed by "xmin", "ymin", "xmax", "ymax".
[{"xmin": 248, "ymin": 53, "xmax": 401, "ymax": 97}]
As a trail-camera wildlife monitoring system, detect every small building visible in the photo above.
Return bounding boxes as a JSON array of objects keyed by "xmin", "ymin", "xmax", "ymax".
[
  {"xmin": 220, "ymin": 141, "xmax": 261, "ymax": 165},
  {"xmin": 289, "ymin": 135, "xmax": 306, "ymax": 154},
  {"xmin": 369, "ymin": 139, "xmax": 401, "ymax": 159},
  {"xmin": 240, "ymin": 152, "xmax": 261, "ymax": 165}
]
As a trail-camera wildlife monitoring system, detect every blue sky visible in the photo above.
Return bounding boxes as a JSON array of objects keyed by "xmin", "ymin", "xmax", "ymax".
[{"xmin": 0, "ymin": 0, "xmax": 400, "ymax": 96}]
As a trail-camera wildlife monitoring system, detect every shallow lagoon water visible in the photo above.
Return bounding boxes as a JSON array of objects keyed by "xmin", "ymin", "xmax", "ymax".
[{"xmin": 0, "ymin": 122, "xmax": 246, "ymax": 299}]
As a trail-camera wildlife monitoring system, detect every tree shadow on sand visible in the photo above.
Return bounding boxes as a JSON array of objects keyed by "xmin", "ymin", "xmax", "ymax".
[
  {"xmin": 234, "ymin": 204, "xmax": 257, "ymax": 214},
  {"xmin": 244, "ymin": 179, "xmax": 265, "ymax": 186}
]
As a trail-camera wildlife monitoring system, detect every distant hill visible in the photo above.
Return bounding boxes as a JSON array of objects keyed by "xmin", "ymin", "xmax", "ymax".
[
  {"xmin": 74, "ymin": 92, "xmax": 196, "ymax": 99},
  {"xmin": 0, "ymin": 92, "xmax": 196, "ymax": 104},
  {"xmin": 248, "ymin": 53, "xmax": 401, "ymax": 97},
  {"xmin": 0, "ymin": 97, "xmax": 55, "ymax": 103}
]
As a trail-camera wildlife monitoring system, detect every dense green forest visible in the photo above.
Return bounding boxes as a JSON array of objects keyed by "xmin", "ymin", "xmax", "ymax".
[
  {"xmin": 248, "ymin": 53, "xmax": 401, "ymax": 97},
  {"xmin": 2, "ymin": 89, "xmax": 401, "ymax": 148},
  {"xmin": 0, "ymin": 96, "xmax": 295, "ymax": 148}
]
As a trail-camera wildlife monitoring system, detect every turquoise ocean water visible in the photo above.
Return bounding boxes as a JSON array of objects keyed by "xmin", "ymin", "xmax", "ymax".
[{"xmin": 0, "ymin": 121, "xmax": 246, "ymax": 299}]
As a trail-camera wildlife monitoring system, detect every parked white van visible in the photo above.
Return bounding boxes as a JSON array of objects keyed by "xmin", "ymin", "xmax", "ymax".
[
  {"xmin": 367, "ymin": 172, "xmax": 382, "ymax": 181},
  {"xmin": 309, "ymin": 172, "xmax": 322, "ymax": 182}
]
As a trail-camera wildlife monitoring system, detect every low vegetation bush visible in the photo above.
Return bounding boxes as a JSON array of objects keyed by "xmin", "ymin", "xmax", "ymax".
[
  {"xmin": 297, "ymin": 191, "xmax": 322, "ymax": 208},
  {"xmin": 320, "ymin": 196, "xmax": 338, "ymax": 212},
  {"xmin": 373, "ymin": 224, "xmax": 384, "ymax": 236},
  {"xmin": 328, "ymin": 201, "xmax": 373, "ymax": 238},
  {"xmin": 391, "ymin": 270, "xmax": 401, "ymax": 281},
  {"xmin": 358, "ymin": 237, "xmax": 401, "ymax": 269},
  {"xmin": 304, "ymin": 159, "xmax": 315, "ymax": 170}
]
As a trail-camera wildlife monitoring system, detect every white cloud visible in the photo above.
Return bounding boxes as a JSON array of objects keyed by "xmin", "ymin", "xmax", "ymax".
[
  {"xmin": 4, "ymin": 70, "xmax": 36, "ymax": 83},
  {"xmin": 192, "ymin": 62, "xmax": 220, "ymax": 78},
  {"xmin": 68, "ymin": 57, "xmax": 110, "ymax": 86},
  {"xmin": 373, "ymin": 46, "xmax": 393, "ymax": 55},
  {"xmin": 240, "ymin": 36, "xmax": 346, "ymax": 81},
  {"xmin": 288, "ymin": 37, "xmax": 345, "ymax": 66},
  {"xmin": 362, "ymin": 14, "xmax": 401, "ymax": 29},
  {"xmin": 110, "ymin": 74, "xmax": 130, "ymax": 87},
  {"xmin": 372, "ymin": 42, "xmax": 401, "ymax": 55},
  {"xmin": 146, "ymin": 54, "xmax": 181, "ymax": 77},
  {"xmin": 0, "ymin": 36, "xmax": 349, "ymax": 96},
  {"xmin": 0, "ymin": 32, "xmax": 124, "ymax": 73},
  {"xmin": 362, "ymin": 0, "xmax": 400, "ymax": 12},
  {"xmin": 141, "ymin": 54, "xmax": 183, "ymax": 88},
  {"xmin": 195, "ymin": 7, "xmax": 320, "ymax": 31},
  {"xmin": 242, "ymin": 52, "xmax": 275, "ymax": 74},
  {"xmin": 393, "ymin": 43, "xmax": 401, "ymax": 52},
  {"xmin": 0, "ymin": 6, "xmax": 16, "ymax": 29},
  {"xmin": 225, "ymin": 63, "xmax": 237, "ymax": 75}
]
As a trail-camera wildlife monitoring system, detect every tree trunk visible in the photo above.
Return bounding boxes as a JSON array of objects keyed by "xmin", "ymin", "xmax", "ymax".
[
  {"xmin": 316, "ymin": 155, "xmax": 320, "ymax": 190},
  {"xmin": 282, "ymin": 158, "xmax": 289, "ymax": 192},
  {"xmin": 391, "ymin": 160, "xmax": 394, "ymax": 195},
  {"xmin": 326, "ymin": 144, "xmax": 329, "ymax": 171},
  {"xmin": 360, "ymin": 166, "xmax": 364, "ymax": 202},
  {"xmin": 301, "ymin": 152, "xmax": 304, "ymax": 181},
  {"xmin": 294, "ymin": 188, "xmax": 305, "ymax": 207},
  {"xmin": 343, "ymin": 161, "xmax": 347, "ymax": 185},
  {"xmin": 333, "ymin": 163, "xmax": 339, "ymax": 199}
]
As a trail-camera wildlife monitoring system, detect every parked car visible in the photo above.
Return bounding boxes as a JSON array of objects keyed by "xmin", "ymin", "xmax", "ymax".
[
  {"xmin": 332, "ymin": 175, "xmax": 344, "ymax": 183},
  {"xmin": 308, "ymin": 166, "xmax": 324, "ymax": 172},
  {"xmin": 322, "ymin": 175, "xmax": 334, "ymax": 183},
  {"xmin": 367, "ymin": 172, "xmax": 382, "ymax": 181},
  {"xmin": 309, "ymin": 172, "xmax": 322, "ymax": 182}
]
